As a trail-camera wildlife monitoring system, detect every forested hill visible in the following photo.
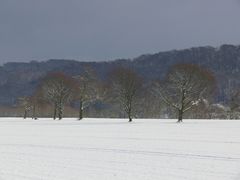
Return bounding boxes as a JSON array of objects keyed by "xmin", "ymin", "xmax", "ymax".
[{"xmin": 0, "ymin": 44, "xmax": 239, "ymax": 105}]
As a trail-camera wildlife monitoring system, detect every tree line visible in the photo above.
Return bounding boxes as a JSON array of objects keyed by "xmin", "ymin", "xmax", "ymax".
[{"xmin": 18, "ymin": 63, "xmax": 240, "ymax": 122}]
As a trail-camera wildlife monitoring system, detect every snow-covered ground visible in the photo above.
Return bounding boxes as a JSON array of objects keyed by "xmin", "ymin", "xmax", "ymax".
[{"xmin": 0, "ymin": 118, "xmax": 239, "ymax": 180}]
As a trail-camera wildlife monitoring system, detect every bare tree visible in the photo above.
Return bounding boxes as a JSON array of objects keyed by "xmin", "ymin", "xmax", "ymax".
[
  {"xmin": 208, "ymin": 103, "xmax": 228, "ymax": 119},
  {"xmin": 29, "ymin": 88, "xmax": 46, "ymax": 120},
  {"xmin": 109, "ymin": 67, "xmax": 142, "ymax": 122},
  {"xmin": 73, "ymin": 68, "xmax": 100, "ymax": 120},
  {"xmin": 153, "ymin": 64, "xmax": 216, "ymax": 122},
  {"xmin": 18, "ymin": 89, "xmax": 45, "ymax": 120},
  {"xmin": 40, "ymin": 72, "xmax": 76, "ymax": 120},
  {"xmin": 18, "ymin": 96, "xmax": 32, "ymax": 119},
  {"xmin": 227, "ymin": 90, "xmax": 240, "ymax": 119}
]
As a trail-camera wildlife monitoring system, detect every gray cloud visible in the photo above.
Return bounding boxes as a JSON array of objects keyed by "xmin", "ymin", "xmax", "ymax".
[{"xmin": 0, "ymin": 0, "xmax": 240, "ymax": 63}]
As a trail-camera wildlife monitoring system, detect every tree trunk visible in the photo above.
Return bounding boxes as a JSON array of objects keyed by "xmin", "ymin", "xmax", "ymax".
[
  {"xmin": 23, "ymin": 109, "xmax": 27, "ymax": 119},
  {"xmin": 32, "ymin": 104, "xmax": 37, "ymax": 120},
  {"xmin": 58, "ymin": 105, "xmax": 63, "ymax": 120},
  {"xmin": 58, "ymin": 104, "xmax": 63, "ymax": 120},
  {"xmin": 128, "ymin": 106, "xmax": 132, "ymax": 122},
  {"xmin": 177, "ymin": 89, "xmax": 185, "ymax": 123},
  {"xmin": 53, "ymin": 103, "xmax": 57, "ymax": 120},
  {"xmin": 177, "ymin": 109, "xmax": 183, "ymax": 123},
  {"xmin": 128, "ymin": 117, "xmax": 132, "ymax": 122},
  {"xmin": 79, "ymin": 100, "xmax": 83, "ymax": 120}
]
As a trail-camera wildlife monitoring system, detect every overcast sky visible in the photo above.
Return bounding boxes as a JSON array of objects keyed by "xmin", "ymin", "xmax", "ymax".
[{"xmin": 1, "ymin": 0, "xmax": 240, "ymax": 63}]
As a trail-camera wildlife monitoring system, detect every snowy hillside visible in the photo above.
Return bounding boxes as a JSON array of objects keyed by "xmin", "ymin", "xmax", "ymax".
[{"xmin": 0, "ymin": 118, "xmax": 239, "ymax": 180}]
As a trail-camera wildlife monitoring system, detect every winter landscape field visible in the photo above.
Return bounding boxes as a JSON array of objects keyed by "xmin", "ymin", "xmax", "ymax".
[{"xmin": 0, "ymin": 118, "xmax": 239, "ymax": 180}]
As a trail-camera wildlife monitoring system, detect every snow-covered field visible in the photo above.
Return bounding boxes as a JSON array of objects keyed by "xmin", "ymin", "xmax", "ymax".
[{"xmin": 0, "ymin": 118, "xmax": 239, "ymax": 180}]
